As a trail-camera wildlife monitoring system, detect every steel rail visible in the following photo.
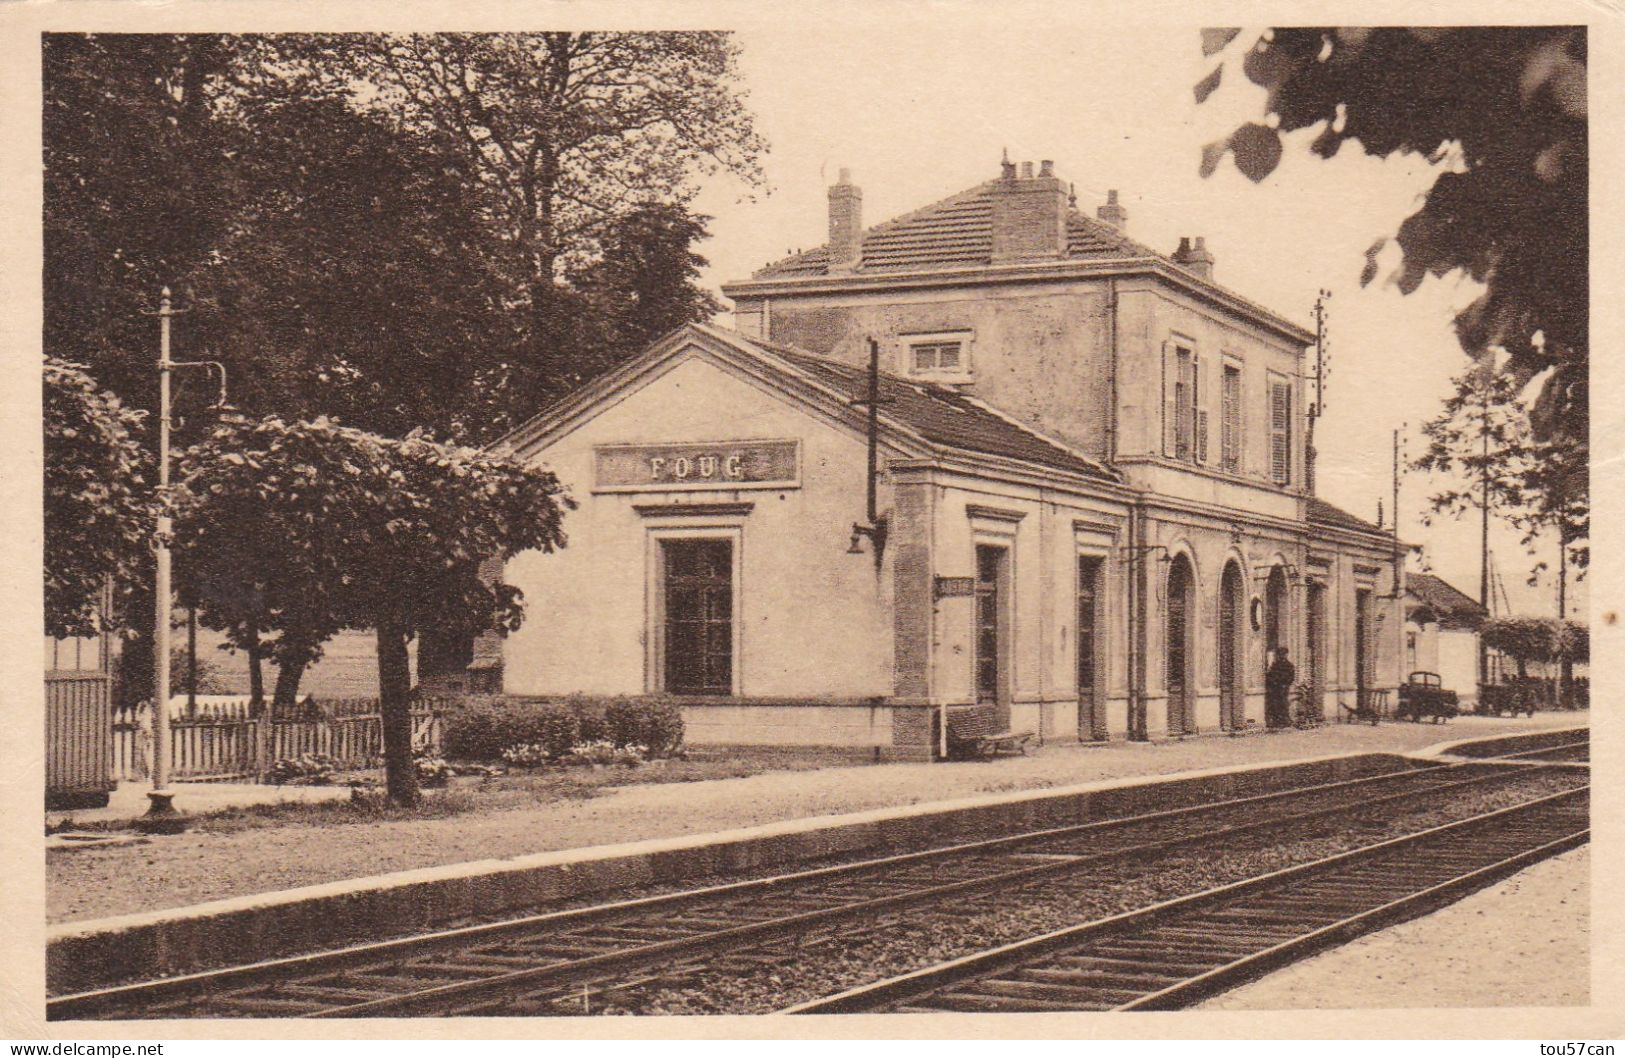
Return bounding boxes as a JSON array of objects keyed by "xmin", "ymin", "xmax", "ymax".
[
  {"xmin": 52, "ymin": 745, "xmax": 1579, "ymax": 1020},
  {"xmin": 51, "ymin": 757, "xmax": 1474, "ymax": 1017},
  {"xmin": 780, "ymin": 785, "xmax": 1587, "ymax": 1014},
  {"xmin": 295, "ymin": 763, "xmax": 1564, "ymax": 1018}
]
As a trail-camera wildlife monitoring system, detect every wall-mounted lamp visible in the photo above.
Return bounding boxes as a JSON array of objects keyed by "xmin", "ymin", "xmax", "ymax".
[{"xmin": 848, "ymin": 517, "xmax": 889, "ymax": 558}]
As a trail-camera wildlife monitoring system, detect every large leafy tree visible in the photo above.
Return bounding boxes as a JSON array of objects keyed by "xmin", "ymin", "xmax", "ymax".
[
  {"xmin": 560, "ymin": 202, "xmax": 723, "ymax": 389},
  {"xmin": 44, "ymin": 359, "xmax": 155, "ymax": 640},
  {"xmin": 173, "ymin": 416, "xmax": 573, "ymax": 803},
  {"xmin": 300, "ymin": 32, "xmax": 764, "ymax": 420},
  {"xmin": 43, "ymin": 34, "xmax": 242, "ymax": 412},
  {"xmin": 199, "ymin": 91, "xmax": 520, "ymax": 440},
  {"xmin": 1195, "ymin": 27, "xmax": 1587, "ymax": 517},
  {"xmin": 1413, "ymin": 367, "xmax": 1587, "ymax": 604}
]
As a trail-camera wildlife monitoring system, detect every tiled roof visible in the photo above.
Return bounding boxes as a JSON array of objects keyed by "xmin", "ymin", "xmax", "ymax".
[
  {"xmin": 726, "ymin": 330, "xmax": 1119, "ymax": 483},
  {"xmin": 750, "ymin": 180, "xmax": 1163, "ymax": 280},
  {"xmin": 1306, "ymin": 496, "xmax": 1388, "ymax": 536},
  {"xmin": 1406, "ymin": 572, "xmax": 1488, "ymax": 628}
]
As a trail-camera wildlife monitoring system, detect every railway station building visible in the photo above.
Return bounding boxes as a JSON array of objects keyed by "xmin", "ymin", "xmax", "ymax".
[{"xmin": 486, "ymin": 159, "xmax": 1404, "ymax": 757}]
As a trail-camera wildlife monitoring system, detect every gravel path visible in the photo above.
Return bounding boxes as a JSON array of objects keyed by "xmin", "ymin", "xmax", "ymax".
[
  {"xmin": 47, "ymin": 714, "xmax": 1584, "ymax": 923},
  {"xmin": 1201, "ymin": 846, "xmax": 1590, "ymax": 1009}
]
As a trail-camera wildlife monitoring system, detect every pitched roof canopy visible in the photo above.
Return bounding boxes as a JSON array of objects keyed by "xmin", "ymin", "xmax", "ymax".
[
  {"xmin": 1306, "ymin": 496, "xmax": 1386, "ymax": 536},
  {"xmin": 498, "ymin": 323, "xmax": 1119, "ymax": 486},
  {"xmin": 1406, "ymin": 572, "xmax": 1489, "ymax": 629},
  {"xmin": 748, "ymin": 179, "xmax": 1161, "ymax": 280},
  {"xmin": 730, "ymin": 329, "xmax": 1119, "ymax": 483}
]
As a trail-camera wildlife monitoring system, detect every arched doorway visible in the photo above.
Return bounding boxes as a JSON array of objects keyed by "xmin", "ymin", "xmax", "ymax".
[
  {"xmin": 1218, "ymin": 561, "xmax": 1245, "ymax": 730},
  {"xmin": 1264, "ymin": 565, "xmax": 1289, "ymax": 664},
  {"xmin": 1166, "ymin": 554, "xmax": 1196, "ymax": 736}
]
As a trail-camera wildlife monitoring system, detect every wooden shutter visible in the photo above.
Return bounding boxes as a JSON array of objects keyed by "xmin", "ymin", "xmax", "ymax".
[
  {"xmin": 1192, "ymin": 352, "xmax": 1205, "ymax": 463},
  {"xmin": 1221, "ymin": 366, "xmax": 1240, "ymax": 471},
  {"xmin": 1270, "ymin": 380, "xmax": 1291, "ymax": 485},
  {"xmin": 1162, "ymin": 341, "xmax": 1177, "ymax": 457}
]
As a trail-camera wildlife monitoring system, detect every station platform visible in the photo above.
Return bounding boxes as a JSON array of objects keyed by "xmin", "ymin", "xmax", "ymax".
[{"xmin": 46, "ymin": 715, "xmax": 1586, "ymax": 994}]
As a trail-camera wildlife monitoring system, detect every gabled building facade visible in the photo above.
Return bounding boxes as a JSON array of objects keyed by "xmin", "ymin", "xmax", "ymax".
[
  {"xmin": 490, "ymin": 158, "xmax": 1404, "ymax": 755},
  {"xmin": 1404, "ymin": 572, "xmax": 1489, "ymax": 703}
]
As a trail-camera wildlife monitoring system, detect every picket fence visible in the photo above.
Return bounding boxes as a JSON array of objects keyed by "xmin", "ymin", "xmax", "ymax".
[{"xmin": 112, "ymin": 697, "xmax": 452, "ymax": 783}]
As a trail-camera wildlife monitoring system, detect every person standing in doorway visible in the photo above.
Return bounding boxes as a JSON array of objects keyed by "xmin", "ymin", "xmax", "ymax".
[{"xmin": 1266, "ymin": 648, "xmax": 1296, "ymax": 730}]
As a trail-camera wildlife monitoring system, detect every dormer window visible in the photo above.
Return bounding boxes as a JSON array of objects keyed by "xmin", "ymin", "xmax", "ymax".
[{"xmin": 904, "ymin": 330, "xmax": 973, "ymax": 382}]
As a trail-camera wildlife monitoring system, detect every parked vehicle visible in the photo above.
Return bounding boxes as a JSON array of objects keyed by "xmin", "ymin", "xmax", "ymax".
[
  {"xmin": 1396, "ymin": 671, "xmax": 1460, "ymax": 723},
  {"xmin": 1477, "ymin": 679, "xmax": 1539, "ymax": 718}
]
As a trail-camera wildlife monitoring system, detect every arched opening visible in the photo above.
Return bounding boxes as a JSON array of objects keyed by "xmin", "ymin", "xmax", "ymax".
[
  {"xmin": 1076, "ymin": 555, "xmax": 1105, "ymax": 741},
  {"xmin": 1218, "ymin": 561, "xmax": 1245, "ymax": 730},
  {"xmin": 1264, "ymin": 565, "xmax": 1289, "ymax": 663},
  {"xmin": 1166, "ymin": 554, "xmax": 1196, "ymax": 736}
]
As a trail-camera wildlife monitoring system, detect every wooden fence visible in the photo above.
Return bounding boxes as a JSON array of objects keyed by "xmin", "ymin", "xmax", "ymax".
[
  {"xmin": 46, "ymin": 671, "xmax": 115, "ymax": 804},
  {"xmin": 112, "ymin": 698, "xmax": 452, "ymax": 783}
]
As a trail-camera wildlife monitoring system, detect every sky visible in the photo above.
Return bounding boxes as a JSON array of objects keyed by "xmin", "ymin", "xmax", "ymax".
[{"xmin": 684, "ymin": 17, "xmax": 1581, "ymax": 620}]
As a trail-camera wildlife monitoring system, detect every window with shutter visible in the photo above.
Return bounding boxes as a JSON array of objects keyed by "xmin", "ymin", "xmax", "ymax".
[
  {"xmin": 1221, "ymin": 365, "xmax": 1241, "ymax": 471},
  {"xmin": 1173, "ymin": 347, "xmax": 1195, "ymax": 461},
  {"xmin": 1270, "ymin": 380, "xmax": 1292, "ymax": 485},
  {"xmin": 1190, "ymin": 353, "xmax": 1203, "ymax": 462}
]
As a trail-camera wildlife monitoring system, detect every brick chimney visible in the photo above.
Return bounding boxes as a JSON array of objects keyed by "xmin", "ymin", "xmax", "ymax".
[
  {"xmin": 1171, "ymin": 235, "xmax": 1216, "ymax": 280},
  {"xmin": 827, "ymin": 168, "xmax": 863, "ymax": 273},
  {"xmin": 991, "ymin": 158, "xmax": 1068, "ymax": 263},
  {"xmin": 1096, "ymin": 189, "xmax": 1128, "ymax": 230}
]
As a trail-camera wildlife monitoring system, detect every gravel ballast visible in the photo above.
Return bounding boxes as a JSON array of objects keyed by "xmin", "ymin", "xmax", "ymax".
[{"xmin": 550, "ymin": 770, "xmax": 1588, "ymax": 1015}]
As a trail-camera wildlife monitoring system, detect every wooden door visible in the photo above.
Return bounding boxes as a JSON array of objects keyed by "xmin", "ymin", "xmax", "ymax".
[
  {"xmin": 1077, "ymin": 556, "xmax": 1103, "ymax": 740},
  {"xmin": 1166, "ymin": 556, "xmax": 1193, "ymax": 735},
  {"xmin": 1219, "ymin": 562, "xmax": 1242, "ymax": 730},
  {"xmin": 975, "ymin": 545, "xmax": 1010, "ymax": 730}
]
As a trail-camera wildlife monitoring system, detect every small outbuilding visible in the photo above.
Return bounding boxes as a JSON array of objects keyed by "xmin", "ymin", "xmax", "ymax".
[{"xmin": 1403, "ymin": 572, "xmax": 1488, "ymax": 704}]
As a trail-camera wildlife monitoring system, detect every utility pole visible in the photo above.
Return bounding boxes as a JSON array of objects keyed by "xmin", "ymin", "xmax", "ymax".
[
  {"xmin": 149, "ymin": 288, "xmax": 176, "ymax": 816},
  {"xmin": 1478, "ymin": 364, "xmax": 1491, "ymax": 690},
  {"xmin": 144, "ymin": 287, "xmax": 226, "ymax": 818},
  {"xmin": 1307, "ymin": 290, "xmax": 1330, "ymax": 494}
]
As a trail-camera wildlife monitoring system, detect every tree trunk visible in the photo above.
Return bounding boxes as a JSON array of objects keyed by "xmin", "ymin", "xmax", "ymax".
[
  {"xmin": 246, "ymin": 620, "xmax": 269, "ymax": 778},
  {"xmin": 377, "ymin": 621, "xmax": 420, "ymax": 807},
  {"xmin": 1558, "ymin": 538, "xmax": 1572, "ymax": 708},
  {"xmin": 272, "ymin": 654, "xmax": 307, "ymax": 709},
  {"xmin": 246, "ymin": 621, "xmax": 265, "ymax": 710}
]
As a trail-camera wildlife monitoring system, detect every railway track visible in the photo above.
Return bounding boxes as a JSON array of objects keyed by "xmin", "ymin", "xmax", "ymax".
[
  {"xmin": 783, "ymin": 785, "xmax": 1588, "ymax": 1014},
  {"xmin": 51, "ymin": 735, "xmax": 1587, "ymax": 1020},
  {"xmin": 1498, "ymin": 741, "xmax": 1589, "ymax": 764}
]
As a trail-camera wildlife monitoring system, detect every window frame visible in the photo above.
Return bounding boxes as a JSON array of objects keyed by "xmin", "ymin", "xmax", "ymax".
[
  {"xmin": 1268, "ymin": 373, "xmax": 1293, "ymax": 486},
  {"xmin": 645, "ymin": 523, "xmax": 745, "ymax": 696},
  {"xmin": 1220, "ymin": 358, "xmax": 1243, "ymax": 473},
  {"xmin": 901, "ymin": 329, "xmax": 974, "ymax": 383}
]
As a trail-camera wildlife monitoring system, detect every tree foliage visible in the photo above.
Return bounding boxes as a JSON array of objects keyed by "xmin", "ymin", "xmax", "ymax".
[
  {"xmin": 44, "ymin": 359, "xmax": 155, "ymax": 639},
  {"xmin": 1412, "ymin": 366, "xmax": 1587, "ymax": 582},
  {"xmin": 1196, "ymin": 27, "xmax": 1587, "ymax": 506},
  {"xmin": 1480, "ymin": 615, "xmax": 1585, "ymax": 668},
  {"xmin": 44, "ymin": 32, "xmax": 749, "ymax": 444},
  {"xmin": 303, "ymin": 31, "xmax": 763, "ymax": 415},
  {"xmin": 172, "ymin": 415, "xmax": 574, "ymax": 803}
]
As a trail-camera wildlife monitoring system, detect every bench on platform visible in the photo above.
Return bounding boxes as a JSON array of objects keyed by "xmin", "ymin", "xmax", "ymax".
[{"xmin": 945, "ymin": 705, "xmax": 1035, "ymax": 759}]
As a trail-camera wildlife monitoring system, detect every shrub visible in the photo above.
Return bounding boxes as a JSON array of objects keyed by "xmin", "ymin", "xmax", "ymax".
[
  {"xmin": 500, "ymin": 741, "xmax": 553, "ymax": 768},
  {"xmin": 269, "ymin": 753, "xmax": 340, "ymax": 786},
  {"xmin": 441, "ymin": 699, "xmax": 579, "ymax": 761},
  {"xmin": 564, "ymin": 739, "xmax": 645, "ymax": 767},
  {"xmin": 439, "ymin": 696, "xmax": 684, "ymax": 762},
  {"xmin": 603, "ymin": 697, "xmax": 685, "ymax": 757},
  {"xmin": 415, "ymin": 754, "xmax": 454, "ymax": 788}
]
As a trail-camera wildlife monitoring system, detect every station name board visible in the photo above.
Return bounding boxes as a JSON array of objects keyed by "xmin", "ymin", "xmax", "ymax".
[{"xmin": 595, "ymin": 440, "xmax": 800, "ymax": 492}]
